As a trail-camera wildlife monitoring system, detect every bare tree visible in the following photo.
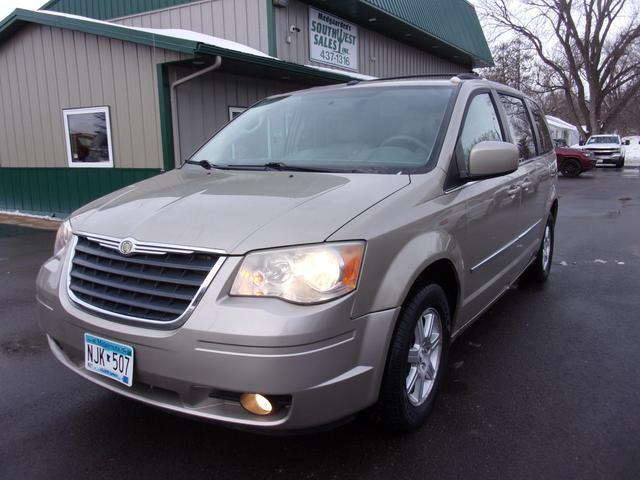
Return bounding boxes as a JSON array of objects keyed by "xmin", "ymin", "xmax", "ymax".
[
  {"xmin": 484, "ymin": 38, "xmax": 537, "ymax": 93},
  {"xmin": 479, "ymin": 0, "xmax": 640, "ymax": 137}
]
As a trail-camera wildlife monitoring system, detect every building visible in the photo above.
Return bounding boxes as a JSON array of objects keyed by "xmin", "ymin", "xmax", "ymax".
[
  {"xmin": 0, "ymin": 0, "xmax": 493, "ymax": 216},
  {"xmin": 546, "ymin": 115, "xmax": 580, "ymax": 147}
]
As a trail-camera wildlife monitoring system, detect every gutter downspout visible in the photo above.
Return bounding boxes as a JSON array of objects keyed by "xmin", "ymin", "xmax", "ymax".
[{"xmin": 170, "ymin": 55, "xmax": 222, "ymax": 166}]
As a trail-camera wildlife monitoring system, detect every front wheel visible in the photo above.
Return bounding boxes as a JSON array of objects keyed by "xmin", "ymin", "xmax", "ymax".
[
  {"xmin": 526, "ymin": 214, "xmax": 555, "ymax": 282},
  {"xmin": 374, "ymin": 284, "xmax": 450, "ymax": 432},
  {"xmin": 560, "ymin": 159, "xmax": 581, "ymax": 177}
]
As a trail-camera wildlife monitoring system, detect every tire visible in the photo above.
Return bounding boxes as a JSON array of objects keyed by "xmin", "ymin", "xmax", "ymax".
[
  {"xmin": 374, "ymin": 284, "xmax": 450, "ymax": 432},
  {"xmin": 618, "ymin": 158, "xmax": 625, "ymax": 168},
  {"xmin": 560, "ymin": 159, "xmax": 581, "ymax": 177},
  {"xmin": 526, "ymin": 214, "xmax": 555, "ymax": 282}
]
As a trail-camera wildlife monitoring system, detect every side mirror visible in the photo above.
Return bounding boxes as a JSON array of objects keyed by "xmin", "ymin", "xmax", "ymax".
[
  {"xmin": 468, "ymin": 141, "xmax": 519, "ymax": 178},
  {"xmin": 624, "ymin": 140, "xmax": 630, "ymax": 145}
]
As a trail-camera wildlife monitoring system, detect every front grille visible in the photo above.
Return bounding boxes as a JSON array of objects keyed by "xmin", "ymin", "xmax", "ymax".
[
  {"xmin": 586, "ymin": 148, "xmax": 619, "ymax": 156},
  {"xmin": 68, "ymin": 236, "xmax": 222, "ymax": 323}
]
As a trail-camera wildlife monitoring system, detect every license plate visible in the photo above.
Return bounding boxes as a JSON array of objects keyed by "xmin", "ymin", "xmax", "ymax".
[{"xmin": 84, "ymin": 334, "xmax": 134, "ymax": 387}]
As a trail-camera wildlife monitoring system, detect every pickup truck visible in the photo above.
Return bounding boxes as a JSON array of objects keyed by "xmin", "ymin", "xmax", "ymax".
[{"xmin": 581, "ymin": 134, "xmax": 625, "ymax": 168}]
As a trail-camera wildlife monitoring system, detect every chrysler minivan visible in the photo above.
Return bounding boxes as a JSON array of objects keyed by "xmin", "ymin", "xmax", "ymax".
[{"xmin": 37, "ymin": 75, "xmax": 558, "ymax": 432}]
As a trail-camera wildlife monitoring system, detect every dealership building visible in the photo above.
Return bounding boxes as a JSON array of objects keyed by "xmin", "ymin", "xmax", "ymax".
[{"xmin": 0, "ymin": 0, "xmax": 493, "ymax": 216}]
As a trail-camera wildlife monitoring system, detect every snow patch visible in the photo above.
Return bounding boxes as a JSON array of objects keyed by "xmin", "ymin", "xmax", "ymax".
[{"xmin": 0, "ymin": 210, "xmax": 63, "ymax": 222}]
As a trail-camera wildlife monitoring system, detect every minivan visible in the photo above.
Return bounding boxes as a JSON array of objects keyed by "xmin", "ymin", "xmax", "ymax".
[{"xmin": 37, "ymin": 75, "xmax": 558, "ymax": 432}]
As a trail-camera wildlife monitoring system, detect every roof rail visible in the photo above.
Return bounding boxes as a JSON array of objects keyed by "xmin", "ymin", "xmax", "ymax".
[{"xmin": 368, "ymin": 72, "xmax": 482, "ymax": 82}]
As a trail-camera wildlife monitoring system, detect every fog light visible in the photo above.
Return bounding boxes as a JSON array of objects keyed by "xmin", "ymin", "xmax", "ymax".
[{"xmin": 240, "ymin": 393, "xmax": 273, "ymax": 415}]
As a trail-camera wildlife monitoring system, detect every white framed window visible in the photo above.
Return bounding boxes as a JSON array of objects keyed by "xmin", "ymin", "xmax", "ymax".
[
  {"xmin": 63, "ymin": 106, "xmax": 114, "ymax": 168},
  {"xmin": 228, "ymin": 106, "xmax": 247, "ymax": 121}
]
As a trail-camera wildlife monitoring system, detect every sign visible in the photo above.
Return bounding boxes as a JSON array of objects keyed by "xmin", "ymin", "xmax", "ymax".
[{"xmin": 309, "ymin": 7, "xmax": 358, "ymax": 71}]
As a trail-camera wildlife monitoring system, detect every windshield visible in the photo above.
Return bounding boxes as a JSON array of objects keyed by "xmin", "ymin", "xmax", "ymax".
[
  {"xmin": 587, "ymin": 136, "xmax": 619, "ymax": 144},
  {"xmin": 190, "ymin": 86, "xmax": 455, "ymax": 173}
]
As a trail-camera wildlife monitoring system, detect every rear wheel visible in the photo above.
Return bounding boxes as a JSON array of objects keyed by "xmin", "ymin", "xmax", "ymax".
[
  {"xmin": 526, "ymin": 214, "xmax": 554, "ymax": 282},
  {"xmin": 374, "ymin": 284, "xmax": 450, "ymax": 432},
  {"xmin": 560, "ymin": 159, "xmax": 581, "ymax": 177}
]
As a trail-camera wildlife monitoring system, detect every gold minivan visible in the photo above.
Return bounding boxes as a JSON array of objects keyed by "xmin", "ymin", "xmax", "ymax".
[{"xmin": 37, "ymin": 75, "xmax": 558, "ymax": 432}]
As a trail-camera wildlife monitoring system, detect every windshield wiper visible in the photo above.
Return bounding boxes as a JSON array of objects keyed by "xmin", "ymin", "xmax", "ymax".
[
  {"xmin": 262, "ymin": 162, "xmax": 331, "ymax": 172},
  {"xmin": 184, "ymin": 159, "xmax": 213, "ymax": 170},
  {"xmin": 185, "ymin": 160, "xmax": 370, "ymax": 173}
]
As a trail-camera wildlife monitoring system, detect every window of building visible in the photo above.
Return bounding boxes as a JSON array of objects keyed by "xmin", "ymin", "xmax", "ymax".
[
  {"xmin": 228, "ymin": 106, "xmax": 247, "ymax": 121},
  {"xmin": 499, "ymin": 95, "xmax": 536, "ymax": 161},
  {"xmin": 63, "ymin": 106, "xmax": 113, "ymax": 168},
  {"xmin": 458, "ymin": 93, "xmax": 504, "ymax": 171},
  {"xmin": 528, "ymin": 100, "xmax": 554, "ymax": 154}
]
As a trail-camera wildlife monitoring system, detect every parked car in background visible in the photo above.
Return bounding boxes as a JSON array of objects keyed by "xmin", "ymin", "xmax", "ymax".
[
  {"xmin": 581, "ymin": 134, "xmax": 625, "ymax": 168},
  {"xmin": 556, "ymin": 146, "xmax": 596, "ymax": 177},
  {"xmin": 36, "ymin": 76, "xmax": 558, "ymax": 433}
]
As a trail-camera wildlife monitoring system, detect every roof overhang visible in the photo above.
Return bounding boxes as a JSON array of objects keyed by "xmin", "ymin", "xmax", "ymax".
[
  {"xmin": 304, "ymin": 0, "xmax": 493, "ymax": 68},
  {"xmin": 0, "ymin": 9, "xmax": 368, "ymax": 84}
]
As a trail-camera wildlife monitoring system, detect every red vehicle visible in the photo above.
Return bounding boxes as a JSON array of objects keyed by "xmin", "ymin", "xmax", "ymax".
[{"xmin": 555, "ymin": 146, "xmax": 597, "ymax": 177}]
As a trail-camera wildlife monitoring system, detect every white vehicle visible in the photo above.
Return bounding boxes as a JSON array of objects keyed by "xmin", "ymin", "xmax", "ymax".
[{"xmin": 582, "ymin": 134, "xmax": 625, "ymax": 168}]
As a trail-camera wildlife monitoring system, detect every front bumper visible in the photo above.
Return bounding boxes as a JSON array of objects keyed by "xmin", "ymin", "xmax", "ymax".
[
  {"xmin": 36, "ymin": 250, "xmax": 399, "ymax": 431},
  {"xmin": 592, "ymin": 153, "xmax": 623, "ymax": 164}
]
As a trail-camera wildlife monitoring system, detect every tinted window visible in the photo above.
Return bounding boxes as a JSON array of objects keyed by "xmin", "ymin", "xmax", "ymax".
[
  {"xmin": 499, "ymin": 95, "xmax": 536, "ymax": 161},
  {"xmin": 191, "ymin": 86, "xmax": 455, "ymax": 174},
  {"xmin": 63, "ymin": 107, "xmax": 113, "ymax": 167},
  {"xmin": 528, "ymin": 101, "xmax": 553, "ymax": 153},
  {"xmin": 458, "ymin": 93, "xmax": 503, "ymax": 170},
  {"xmin": 586, "ymin": 136, "xmax": 619, "ymax": 144}
]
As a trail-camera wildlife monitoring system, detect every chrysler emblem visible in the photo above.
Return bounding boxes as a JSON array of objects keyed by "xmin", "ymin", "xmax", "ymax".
[{"xmin": 119, "ymin": 239, "xmax": 134, "ymax": 256}]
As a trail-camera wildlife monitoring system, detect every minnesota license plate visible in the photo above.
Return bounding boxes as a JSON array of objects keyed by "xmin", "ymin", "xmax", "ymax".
[{"xmin": 84, "ymin": 334, "xmax": 134, "ymax": 387}]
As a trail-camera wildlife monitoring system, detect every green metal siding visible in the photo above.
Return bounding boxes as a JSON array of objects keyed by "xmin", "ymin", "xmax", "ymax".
[
  {"xmin": 361, "ymin": 0, "xmax": 493, "ymax": 66},
  {"xmin": 266, "ymin": 0, "xmax": 277, "ymax": 57},
  {"xmin": 0, "ymin": 168, "xmax": 161, "ymax": 217},
  {"xmin": 156, "ymin": 64, "xmax": 175, "ymax": 171},
  {"xmin": 41, "ymin": 0, "xmax": 196, "ymax": 20}
]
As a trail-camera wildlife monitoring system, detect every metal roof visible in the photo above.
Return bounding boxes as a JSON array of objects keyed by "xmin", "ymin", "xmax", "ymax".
[
  {"xmin": 40, "ymin": 0, "xmax": 493, "ymax": 67},
  {"xmin": 39, "ymin": 0, "xmax": 195, "ymax": 20},
  {"xmin": 363, "ymin": 0, "xmax": 493, "ymax": 66},
  {"xmin": 305, "ymin": 0, "xmax": 493, "ymax": 67}
]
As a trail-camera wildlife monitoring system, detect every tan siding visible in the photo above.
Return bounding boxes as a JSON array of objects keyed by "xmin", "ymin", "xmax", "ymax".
[
  {"xmin": 112, "ymin": 0, "xmax": 269, "ymax": 54},
  {"xmin": 0, "ymin": 24, "xmax": 186, "ymax": 170},
  {"xmin": 171, "ymin": 68, "xmax": 306, "ymax": 160},
  {"xmin": 275, "ymin": 0, "xmax": 464, "ymax": 77}
]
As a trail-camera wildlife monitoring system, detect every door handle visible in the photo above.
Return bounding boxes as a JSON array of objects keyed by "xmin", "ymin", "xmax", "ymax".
[
  {"xmin": 521, "ymin": 179, "xmax": 533, "ymax": 190},
  {"xmin": 506, "ymin": 184, "xmax": 521, "ymax": 196}
]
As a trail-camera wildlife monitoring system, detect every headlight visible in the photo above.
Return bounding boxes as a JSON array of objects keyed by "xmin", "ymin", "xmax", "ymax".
[
  {"xmin": 230, "ymin": 242, "xmax": 365, "ymax": 304},
  {"xmin": 53, "ymin": 220, "xmax": 73, "ymax": 257}
]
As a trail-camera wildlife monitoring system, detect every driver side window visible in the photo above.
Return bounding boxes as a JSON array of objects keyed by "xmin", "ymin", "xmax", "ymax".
[{"xmin": 458, "ymin": 93, "xmax": 504, "ymax": 173}]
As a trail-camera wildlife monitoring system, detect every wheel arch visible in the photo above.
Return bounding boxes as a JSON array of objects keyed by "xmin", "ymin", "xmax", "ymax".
[{"xmin": 401, "ymin": 259, "xmax": 460, "ymax": 333}]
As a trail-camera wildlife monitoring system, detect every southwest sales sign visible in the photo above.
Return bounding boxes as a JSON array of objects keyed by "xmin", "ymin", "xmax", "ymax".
[{"xmin": 309, "ymin": 7, "xmax": 359, "ymax": 71}]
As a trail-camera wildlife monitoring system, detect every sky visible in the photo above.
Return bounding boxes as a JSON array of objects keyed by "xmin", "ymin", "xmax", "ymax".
[{"xmin": 0, "ymin": 0, "xmax": 46, "ymax": 21}]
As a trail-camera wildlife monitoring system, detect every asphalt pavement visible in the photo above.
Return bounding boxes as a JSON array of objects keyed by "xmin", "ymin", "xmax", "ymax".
[{"xmin": 1, "ymin": 167, "xmax": 638, "ymax": 479}]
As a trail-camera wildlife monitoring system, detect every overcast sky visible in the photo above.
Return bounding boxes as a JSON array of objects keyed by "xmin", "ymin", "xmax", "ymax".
[{"xmin": 0, "ymin": 0, "xmax": 47, "ymax": 21}]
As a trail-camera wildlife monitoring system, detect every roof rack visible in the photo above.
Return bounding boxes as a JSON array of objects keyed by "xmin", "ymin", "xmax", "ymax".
[{"xmin": 368, "ymin": 72, "xmax": 482, "ymax": 82}]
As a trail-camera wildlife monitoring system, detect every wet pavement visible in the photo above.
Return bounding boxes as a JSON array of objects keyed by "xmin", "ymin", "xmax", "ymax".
[{"xmin": 1, "ymin": 168, "xmax": 638, "ymax": 479}]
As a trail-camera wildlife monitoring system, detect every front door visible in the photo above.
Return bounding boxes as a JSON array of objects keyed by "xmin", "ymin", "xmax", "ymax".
[{"xmin": 450, "ymin": 91, "xmax": 526, "ymax": 325}]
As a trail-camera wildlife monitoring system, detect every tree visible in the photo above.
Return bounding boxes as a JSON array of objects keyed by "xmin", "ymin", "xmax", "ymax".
[
  {"xmin": 484, "ymin": 38, "xmax": 537, "ymax": 93},
  {"xmin": 479, "ymin": 0, "xmax": 640, "ymax": 137}
]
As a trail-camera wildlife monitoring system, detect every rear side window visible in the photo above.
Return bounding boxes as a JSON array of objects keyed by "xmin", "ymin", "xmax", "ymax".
[
  {"xmin": 458, "ymin": 93, "xmax": 503, "ymax": 170},
  {"xmin": 528, "ymin": 101, "xmax": 554, "ymax": 154},
  {"xmin": 499, "ymin": 94, "xmax": 536, "ymax": 161}
]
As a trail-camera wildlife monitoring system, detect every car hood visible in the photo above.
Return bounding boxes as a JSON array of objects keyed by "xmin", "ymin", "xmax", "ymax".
[
  {"xmin": 583, "ymin": 143, "xmax": 620, "ymax": 149},
  {"xmin": 70, "ymin": 167, "xmax": 410, "ymax": 254},
  {"xmin": 556, "ymin": 147, "xmax": 589, "ymax": 156}
]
